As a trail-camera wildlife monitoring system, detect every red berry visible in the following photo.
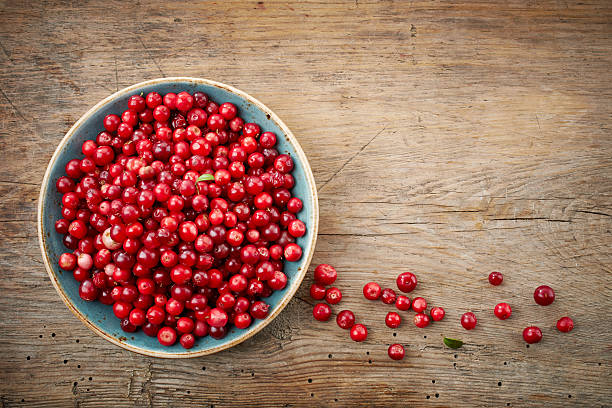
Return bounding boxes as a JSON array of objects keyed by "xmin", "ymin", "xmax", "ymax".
[
  {"xmin": 388, "ymin": 344, "xmax": 405, "ymax": 361},
  {"xmin": 494, "ymin": 303, "xmax": 512, "ymax": 320},
  {"xmin": 395, "ymin": 295, "xmax": 411, "ymax": 311},
  {"xmin": 430, "ymin": 307, "xmax": 445, "ymax": 321},
  {"xmin": 461, "ymin": 312, "xmax": 477, "ymax": 330},
  {"xmin": 363, "ymin": 282, "xmax": 382, "ymax": 300},
  {"xmin": 556, "ymin": 317, "xmax": 574, "ymax": 333},
  {"xmin": 350, "ymin": 324, "xmax": 367, "ymax": 342},
  {"xmin": 381, "ymin": 288, "xmax": 397, "ymax": 305},
  {"xmin": 157, "ymin": 326, "xmax": 177, "ymax": 346},
  {"xmin": 325, "ymin": 287, "xmax": 342, "ymax": 305},
  {"xmin": 534, "ymin": 285, "xmax": 555, "ymax": 306},
  {"xmin": 396, "ymin": 272, "xmax": 417, "ymax": 293},
  {"xmin": 488, "ymin": 271, "xmax": 503, "ymax": 286},
  {"xmin": 314, "ymin": 264, "xmax": 337, "ymax": 285},
  {"xmin": 336, "ymin": 310, "xmax": 355, "ymax": 330},
  {"xmin": 180, "ymin": 333, "xmax": 195, "ymax": 349},
  {"xmin": 385, "ymin": 312, "xmax": 401, "ymax": 328},
  {"xmin": 310, "ymin": 284, "xmax": 326, "ymax": 300},
  {"xmin": 523, "ymin": 326, "xmax": 543, "ymax": 344},
  {"xmin": 411, "ymin": 297, "xmax": 427, "ymax": 313},
  {"xmin": 414, "ymin": 313, "xmax": 430, "ymax": 328},
  {"xmin": 284, "ymin": 243, "xmax": 302, "ymax": 262},
  {"xmin": 313, "ymin": 303, "xmax": 331, "ymax": 321}
]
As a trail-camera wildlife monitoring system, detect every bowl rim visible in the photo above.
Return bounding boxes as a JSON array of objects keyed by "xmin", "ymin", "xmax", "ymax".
[{"xmin": 37, "ymin": 77, "xmax": 319, "ymax": 358}]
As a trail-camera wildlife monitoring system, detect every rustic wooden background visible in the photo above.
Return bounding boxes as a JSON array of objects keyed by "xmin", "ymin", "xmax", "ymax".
[{"xmin": 0, "ymin": 0, "xmax": 611, "ymax": 406}]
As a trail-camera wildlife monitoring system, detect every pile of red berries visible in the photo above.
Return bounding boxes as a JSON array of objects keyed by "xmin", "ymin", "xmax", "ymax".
[{"xmin": 55, "ymin": 90, "xmax": 307, "ymax": 349}]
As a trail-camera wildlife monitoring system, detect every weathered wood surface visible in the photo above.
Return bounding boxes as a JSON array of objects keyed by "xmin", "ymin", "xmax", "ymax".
[{"xmin": 0, "ymin": 0, "xmax": 611, "ymax": 406}]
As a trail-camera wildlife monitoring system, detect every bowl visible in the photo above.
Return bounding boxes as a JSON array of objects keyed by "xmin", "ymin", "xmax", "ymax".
[{"xmin": 37, "ymin": 77, "xmax": 319, "ymax": 358}]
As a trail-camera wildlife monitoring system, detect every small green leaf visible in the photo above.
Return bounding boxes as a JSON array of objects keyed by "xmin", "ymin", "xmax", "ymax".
[
  {"xmin": 196, "ymin": 174, "xmax": 215, "ymax": 183},
  {"xmin": 443, "ymin": 337, "xmax": 463, "ymax": 349}
]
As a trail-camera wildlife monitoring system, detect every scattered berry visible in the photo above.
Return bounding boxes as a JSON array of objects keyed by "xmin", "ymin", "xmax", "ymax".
[
  {"xmin": 381, "ymin": 288, "xmax": 397, "ymax": 305},
  {"xmin": 325, "ymin": 287, "xmax": 342, "ymax": 305},
  {"xmin": 336, "ymin": 310, "xmax": 356, "ymax": 330},
  {"xmin": 385, "ymin": 312, "xmax": 401, "ymax": 328},
  {"xmin": 363, "ymin": 282, "xmax": 382, "ymax": 300},
  {"xmin": 414, "ymin": 313, "xmax": 430, "ymax": 328},
  {"xmin": 523, "ymin": 326, "xmax": 543, "ymax": 344},
  {"xmin": 533, "ymin": 285, "xmax": 555, "ymax": 306},
  {"xmin": 556, "ymin": 317, "xmax": 574, "ymax": 333},
  {"xmin": 430, "ymin": 307, "xmax": 445, "ymax": 321},
  {"xmin": 314, "ymin": 264, "xmax": 337, "ymax": 285},
  {"xmin": 488, "ymin": 271, "xmax": 503, "ymax": 286},
  {"xmin": 494, "ymin": 303, "xmax": 512, "ymax": 320},
  {"xmin": 388, "ymin": 344, "xmax": 405, "ymax": 360},
  {"xmin": 396, "ymin": 272, "xmax": 417, "ymax": 293},
  {"xmin": 313, "ymin": 303, "xmax": 332, "ymax": 322},
  {"xmin": 395, "ymin": 295, "xmax": 411, "ymax": 311},
  {"xmin": 461, "ymin": 312, "xmax": 477, "ymax": 330},
  {"xmin": 411, "ymin": 297, "xmax": 427, "ymax": 313},
  {"xmin": 350, "ymin": 324, "xmax": 368, "ymax": 342},
  {"xmin": 309, "ymin": 284, "xmax": 326, "ymax": 300}
]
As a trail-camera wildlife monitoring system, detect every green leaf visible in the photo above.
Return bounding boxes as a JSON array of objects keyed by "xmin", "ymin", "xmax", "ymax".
[
  {"xmin": 443, "ymin": 337, "xmax": 463, "ymax": 349},
  {"xmin": 196, "ymin": 174, "xmax": 215, "ymax": 183}
]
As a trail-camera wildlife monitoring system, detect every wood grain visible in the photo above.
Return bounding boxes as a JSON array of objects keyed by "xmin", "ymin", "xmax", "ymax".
[{"xmin": 1, "ymin": 0, "xmax": 611, "ymax": 406}]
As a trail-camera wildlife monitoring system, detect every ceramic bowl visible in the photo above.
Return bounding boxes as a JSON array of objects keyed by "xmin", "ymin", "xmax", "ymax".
[{"xmin": 38, "ymin": 77, "xmax": 318, "ymax": 358}]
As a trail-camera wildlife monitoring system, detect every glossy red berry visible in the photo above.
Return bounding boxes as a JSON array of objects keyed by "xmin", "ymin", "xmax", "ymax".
[
  {"xmin": 325, "ymin": 287, "xmax": 342, "ymax": 305},
  {"xmin": 395, "ymin": 295, "xmax": 411, "ymax": 311},
  {"xmin": 494, "ymin": 303, "xmax": 512, "ymax": 320},
  {"xmin": 385, "ymin": 312, "xmax": 401, "ymax": 328},
  {"xmin": 534, "ymin": 285, "xmax": 555, "ymax": 306},
  {"xmin": 523, "ymin": 326, "xmax": 543, "ymax": 344},
  {"xmin": 396, "ymin": 272, "xmax": 417, "ymax": 293},
  {"xmin": 363, "ymin": 282, "xmax": 382, "ymax": 300},
  {"xmin": 461, "ymin": 312, "xmax": 477, "ymax": 330},
  {"xmin": 157, "ymin": 326, "xmax": 177, "ymax": 346},
  {"xmin": 310, "ymin": 284, "xmax": 326, "ymax": 300},
  {"xmin": 414, "ymin": 313, "xmax": 430, "ymax": 328},
  {"xmin": 411, "ymin": 297, "xmax": 427, "ymax": 313},
  {"xmin": 556, "ymin": 317, "xmax": 574, "ymax": 333},
  {"xmin": 381, "ymin": 288, "xmax": 397, "ymax": 305},
  {"xmin": 430, "ymin": 306, "xmax": 445, "ymax": 321},
  {"xmin": 350, "ymin": 324, "xmax": 367, "ymax": 342},
  {"xmin": 388, "ymin": 344, "xmax": 405, "ymax": 361},
  {"xmin": 314, "ymin": 264, "xmax": 337, "ymax": 285},
  {"xmin": 336, "ymin": 310, "xmax": 355, "ymax": 330},
  {"xmin": 313, "ymin": 303, "xmax": 331, "ymax": 321},
  {"xmin": 488, "ymin": 271, "xmax": 503, "ymax": 286}
]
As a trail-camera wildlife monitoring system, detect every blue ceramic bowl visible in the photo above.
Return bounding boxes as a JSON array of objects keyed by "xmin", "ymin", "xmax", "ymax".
[{"xmin": 38, "ymin": 78, "xmax": 319, "ymax": 358}]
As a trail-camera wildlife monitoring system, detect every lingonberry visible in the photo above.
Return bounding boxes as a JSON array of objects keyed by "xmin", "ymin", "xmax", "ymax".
[
  {"xmin": 313, "ymin": 303, "xmax": 332, "ymax": 321},
  {"xmin": 523, "ymin": 326, "xmax": 543, "ymax": 344},
  {"xmin": 494, "ymin": 303, "xmax": 512, "ymax": 320},
  {"xmin": 314, "ymin": 264, "xmax": 337, "ymax": 285},
  {"xmin": 461, "ymin": 312, "xmax": 477, "ymax": 330},
  {"xmin": 349, "ymin": 324, "xmax": 368, "ymax": 342},
  {"xmin": 534, "ymin": 285, "xmax": 555, "ymax": 306},
  {"xmin": 385, "ymin": 312, "xmax": 401, "ymax": 328},
  {"xmin": 336, "ymin": 310, "xmax": 355, "ymax": 330},
  {"xmin": 388, "ymin": 344, "xmax": 405, "ymax": 361},
  {"xmin": 381, "ymin": 288, "xmax": 397, "ymax": 304},
  {"xmin": 488, "ymin": 271, "xmax": 503, "ymax": 286},
  {"xmin": 412, "ymin": 297, "xmax": 427, "ymax": 313},
  {"xmin": 430, "ymin": 307, "xmax": 445, "ymax": 321},
  {"xmin": 556, "ymin": 316, "xmax": 574, "ymax": 333},
  {"xmin": 396, "ymin": 272, "xmax": 417, "ymax": 293},
  {"xmin": 325, "ymin": 287, "xmax": 342, "ymax": 305},
  {"xmin": 414, "ymin": 313, "xmax": 430, "ymax": 328},
  {"xmin": 363, "ymin": 282, "xmax": 382, "ymax": 300},
  {"xmin": 395, "ymin": 295, "xmax": 411, "ymax": 311}
]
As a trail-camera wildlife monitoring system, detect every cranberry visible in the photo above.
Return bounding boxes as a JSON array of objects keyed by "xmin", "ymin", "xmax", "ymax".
[
  {"xmin": 180, "ymin": 333, "xmax": 196, "ymax": 349},
  {"xmin": 411, "ymin": 297, "xmax": 427, "ymax": 313},
  {"xmin": 385, "ymin": 312, "xmax": 401, "ymax": 328},
  {"xmin": 79, "ymin": 279, "xmax": 99, "ymax": 301},
  {"xmin": 157, "ymin": 327, "xmax": 177, "ymax": 346},
  {"xmin": 414, "ymin": 313, "xmax": 430, "ymax": 328},
  {"xmin": 336, "ymin": 310, "xmax": 355, "ymax": 329},
  {"xmin": 396, "ymin": 272, "xmax": 417, "ymax": 293},
  {"xmin": 314, "ymin": 264, "xmax": 337, "ymax": 285},
  {"xmin": 313, "ymin": 303, "xmax": 331, "ymax": 321},
  {"xmin": 349, "ymin": 324, "xmax": 367, "ymax": 342},
  {"xmin": 325, "ymin": 287, "xmax": 342, "ymax": 305},
  {"xmin": 523, "ymin": 326, "xmax": 543, "ymax": 344},
  {"xmin": 381, "ymin": 288, "xmax": 397, "ymax": 305},
  {"xmin": 363, "ymin": 282, "xmax": 382, "ymax": 300},
  {"xmin": 388, "ymin": 344, "xmax": 405, "ymax": 361},
  {"xmin": 461, "ymin": 312, "xmax": 477, "ymax": 330},
  {"xmin": 250, "ymin": 301, "xmax": 270, "ymax": 319},
  {"xmin": 556, "ymin": 316, "xmax": 574, "ymax": 333},
  {"xmin": 310, "ymin": 284, "xmax": 326, "ymax": 300},
  {"xmin": 430, "ymin": 307, "xmax": 445, "ymax": 321},
  {"xmin": 395, "ymin": 295, "xmax": 411, "ymax": 311},
  {"xmin": 534, "ymin": 285, "xmax": 555, "ymax": 306},
  {"xmin": 488, "ymin": 271, "xmax": 503, "ymax": 286},
  {"xmin": 284, "ymin": 243, "xmax": 302, "ymax": 261},
  {"xmin": 494, "ymin": 303, "xmax": 512, "ymax": 320}
]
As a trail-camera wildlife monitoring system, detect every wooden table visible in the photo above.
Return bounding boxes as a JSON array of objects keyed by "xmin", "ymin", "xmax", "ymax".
[{"xmin": 1, "ymin": 1, "xmax": 610, "ymax": 406}]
